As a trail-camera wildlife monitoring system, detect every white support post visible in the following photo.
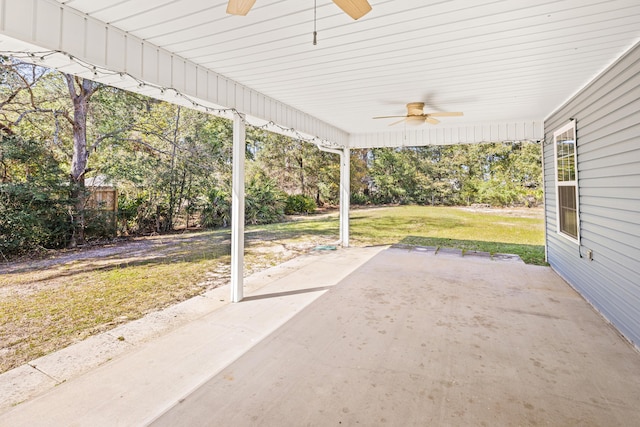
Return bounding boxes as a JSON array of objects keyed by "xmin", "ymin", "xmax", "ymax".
[
  {"xmin": 230, "ymin": 113, "xmax": 246, "ymax": 303},
  {"xmin": 317, "ymin": 145, "xmax": 350, "ymax": 247},
  {"xmin": 318, "ymin": 145, "xmax": 351, "ymax": 248},
  {"xmin": 340, "ymin": 147, "xmax": 350, "ymax": 248}
]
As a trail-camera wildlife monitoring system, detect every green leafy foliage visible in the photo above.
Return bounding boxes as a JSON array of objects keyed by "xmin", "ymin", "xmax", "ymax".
[
  {"xmin": 245, "ymin": 172, "xmax": 286, "ymax": 225},
  {"xmin": 352, "ymin": 142, "xmax": 542, "ymax": 207},
  {"xmin": 285, "ymin": 194, "xmax": 317, "ymax": 215},
  {"xmin": 201, "ymin": 177, "xmax": 289, "ymax": 227},
  {"xmin": 0, "ymin": 136, "xmax": 72, "ymax": 256},
  {"xmin": 84, "ymin": 209, "xmax": 117, "ymax": 239},
  {"xmin": 116, "ymin": 192, "xmax": 147, "ymax": 234},
  {"xmin": 201, "ymin": 188, "xmax": 231, "ymax": 228},
  {"xmin": 250, "ymin": 132, "xmax": 339, "ymax": 206}
]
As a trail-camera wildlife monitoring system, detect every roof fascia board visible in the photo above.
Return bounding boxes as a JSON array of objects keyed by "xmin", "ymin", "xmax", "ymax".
[{"xmin": 348, "ymin": 121, "xmax": 544, "ymax": 148}]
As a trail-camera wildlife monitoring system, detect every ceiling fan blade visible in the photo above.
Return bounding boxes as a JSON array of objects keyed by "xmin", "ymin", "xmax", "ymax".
[
  {"xmin": 425, "ymin": 116, "xmax": 440, "ymax": 125},
  {"xmin": 427, "ymin": 112, "xmax": 464, "ymax": 117},
  {"xmin": 226, "ymin": 0, "xmax": 256, "ymax": 16},
  {"xmin": 332, "ymin": 0, "xmax": 372, "ymax": 20},
  {"xmin": 388, "ymin": 118, "xmax": 407, "ymax": 126},
  {"xmin": 373, "ymin": 115, "xmax": 406, "ymax": 119}
]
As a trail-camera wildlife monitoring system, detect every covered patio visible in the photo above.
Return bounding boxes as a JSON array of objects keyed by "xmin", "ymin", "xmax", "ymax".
[
  {"xmin": 2, "ymin": 1, "xmax": 640, "ymax": 424},
  {"xmin": 2, "ymin": 0, "xmax": 639, "ymax": 302},
  {"xmin": 1, "ymin": 246, "xmax": 640, "ymax": 425}
]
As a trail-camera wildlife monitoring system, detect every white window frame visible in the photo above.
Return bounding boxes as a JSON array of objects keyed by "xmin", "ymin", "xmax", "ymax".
[{"xmin": 553, "ymin": 120, "xmax": 580, "ymax": 243}]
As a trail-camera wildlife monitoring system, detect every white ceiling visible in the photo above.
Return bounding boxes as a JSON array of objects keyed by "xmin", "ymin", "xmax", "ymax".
[{"xmin": 27, "ymin": 0, "xmax": 640, "ymax": 136}]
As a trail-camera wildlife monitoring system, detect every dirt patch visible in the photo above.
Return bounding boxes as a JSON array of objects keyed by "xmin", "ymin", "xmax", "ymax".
[{"xmin": 0, "ymin": 234, "xmax": 208, "ymax": 296}]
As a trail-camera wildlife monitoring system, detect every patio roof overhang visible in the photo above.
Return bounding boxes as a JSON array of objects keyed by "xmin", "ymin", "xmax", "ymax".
[{"xmin": 2, "ymin": 0, "xmax": 639, "ymax": 148}]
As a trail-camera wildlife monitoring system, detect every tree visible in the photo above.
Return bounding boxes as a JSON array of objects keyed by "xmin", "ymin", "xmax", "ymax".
[
  {"xmin": 369, "ymin": 148, "xmax": 417, "ymax": 204},
  {"xmin": 119, "ymin": 102, "xmax": 233, "ymax": 232},
  {"xmin": 362, "ymin": 142, "xmax": 542, "ymax": 207},
  {"xmin": 0, "ymin": 57, "xmax": 49, "ymax": 130},
  {"xmin": 1, "ymin": 59, "xmax": 109, "ymax": 245},
  {"xmin": 250, "ymin": 131, "xmax": 339, "ymax": 205},
  {"xmin": 63, "ymin": 74, "xmax": 101, "ymax": 245}
]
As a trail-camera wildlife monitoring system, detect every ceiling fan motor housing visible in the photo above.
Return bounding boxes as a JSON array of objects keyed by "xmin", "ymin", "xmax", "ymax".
[{"xmin": 406, "ymin": 102, "xmax": 425, "ymax": 116}]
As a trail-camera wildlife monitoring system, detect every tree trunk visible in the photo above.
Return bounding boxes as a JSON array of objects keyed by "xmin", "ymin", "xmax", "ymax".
[
  {"xmin": 176, "ymin": 167, "xmax": 187, "ymax": 228},
  {"xmin": 296, "ymin": 152, "xmax": 305, "ymax": 195},
  {"xmin": 64, "ymin": 74, "xmax": 99, "ymax": 247},
  {"xmin": 166, "ymin": 107, "xmax": 181, "ymax": 231}
]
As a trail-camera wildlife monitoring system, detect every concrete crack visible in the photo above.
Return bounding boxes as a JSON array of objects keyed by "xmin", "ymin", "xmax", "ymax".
[{"xmin": 27, "ymin": 363, "xmax": 63, "ymax": 384}]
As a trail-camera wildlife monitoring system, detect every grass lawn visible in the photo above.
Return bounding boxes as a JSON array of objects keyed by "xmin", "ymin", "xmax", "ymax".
[
  {"xmin": 264, "ymin": 205, "xmax": 545, "ymax": 265},
  {"xmin": 0, "ymin": 205, "xmax": 545, "ymax": 373},
  {"xmin": 351, "ymin": 206, "xmax": 545, "ymax": 265}
]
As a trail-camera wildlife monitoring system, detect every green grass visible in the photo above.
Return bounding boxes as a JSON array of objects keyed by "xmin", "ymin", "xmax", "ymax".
[
  {"xmin": 399, "ymin": 237, "xmax": 544, "ymax": 265},
  {"xmin": 0, "ymin": 205, "xmax": 545, "ymax": 373},
  {"xmin": 0, "ymin": 243, "xmax": 231, "ymax": 372},
  {"xmin": 260, "ymin": 205, "xmax": 546, "ymax": 265},
  {"xmin": 353, "ymin": 206, "xmax": 545, "ymax": 264}
]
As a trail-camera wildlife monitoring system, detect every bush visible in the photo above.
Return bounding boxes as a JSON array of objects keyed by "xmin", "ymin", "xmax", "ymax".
[
  {"xmin": 84, "ymin": 209, "xmax": 117, "ymax": 240},
  {"xmin": 350, "ymin": 192, "xmax": 370, "ymax": 205},
  {"xmin": 477, "ymin": 180, "xmax": 520, "ymax": 207},
  {"xmin": 202, "ymin": 177, "xmax": 287, "ymax": 228},
  {"xmin": 245, "ymin": 176, "xmax": 285, "ymax": 225},
  {"xmin": 117, "ymin": 193, "xmax": 146, "ymax": 233},
  {"xmin": 201, "ymin": 188, "xmax": 231, "ymax": 228},
  {"xmin": 0, "ymin": 183, "xmax": 72, "ymax": 256},
  {"xmin": 0, "ymin": 136, "xmax": 73, "ymax": 257},
  {"xmin": 285, "ymin": 194, "xmax": 317, "ymax": 215}
]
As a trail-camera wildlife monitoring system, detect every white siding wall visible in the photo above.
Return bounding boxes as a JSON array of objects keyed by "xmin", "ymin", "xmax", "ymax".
[{"xmin": 544, "ymin": 42, "xmax": 640, "ymax": 348}]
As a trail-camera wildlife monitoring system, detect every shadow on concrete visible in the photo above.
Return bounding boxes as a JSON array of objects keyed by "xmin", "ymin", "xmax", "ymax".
[{"xmin": 242, "ymin": 285, "xmax": 333, "ymax": 301}]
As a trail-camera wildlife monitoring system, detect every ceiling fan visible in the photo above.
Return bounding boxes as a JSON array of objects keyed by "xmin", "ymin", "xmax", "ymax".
[
  {"xmin": 226, "ymin": 0, "xmax": 372, "ymax": 20},
  {"xmin": 373, "ymin": 102, "xmax": 464, "ymax": 126}
]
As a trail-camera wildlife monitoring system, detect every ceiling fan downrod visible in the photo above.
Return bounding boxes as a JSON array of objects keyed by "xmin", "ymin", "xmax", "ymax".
[{"xmin": 313, "ymin": 0, "xmax": 318, "ymax": 45}]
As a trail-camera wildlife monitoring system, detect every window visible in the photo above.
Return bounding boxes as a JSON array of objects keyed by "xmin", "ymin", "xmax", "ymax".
[{"xmin": 553, "ymin": 121, "xmax": 579, "ymax": 242}]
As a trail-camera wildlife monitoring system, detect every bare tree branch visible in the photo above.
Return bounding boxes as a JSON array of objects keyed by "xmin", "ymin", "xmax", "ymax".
[{"xmin": 0, "ymin": 87, "xmax": 22, "ymax": 111}]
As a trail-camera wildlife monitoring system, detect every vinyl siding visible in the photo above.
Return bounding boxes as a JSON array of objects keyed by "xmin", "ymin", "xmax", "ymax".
[{"xmin": 544, "ymin": 41, "xmax": 640, "ymax": 348}]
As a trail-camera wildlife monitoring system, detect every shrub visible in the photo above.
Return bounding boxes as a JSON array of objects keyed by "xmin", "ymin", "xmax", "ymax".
[
  {"xmin": 84, "ymin": 209, "xmax": 117, "ymax": 240},
  {"xmin": 350, "ymin": 192, "xmax": 370, "ymax": 205},
  {"xmin": 245, "ymin": 176, "xmax": 285, "ymax": 225},
  {"xmin": 0, "ymin": 136, "xmax": 72, "ymax": 257},
  {"xmin": 201, "ymin": 188, "xmax": 231, "ymax": 228},
  {"xmin": 117, "ymin": 192, "xmax": 146, "ymax": 233},
  {"xmin": 202, "ymin": 177, "xmax": 287, "ymax": 228},
  {"xmin": 0, "ymin": 183, "xmax": 71, "ymax": 255},
  {"xmin": 285, "ymin": 194, "xmax": 317, "ymax": 215}
]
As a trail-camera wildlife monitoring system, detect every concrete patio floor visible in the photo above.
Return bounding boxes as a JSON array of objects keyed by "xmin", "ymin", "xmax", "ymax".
[{"xmin": 2, "ymin": 246, "xmax": 640, "ymax": 426}]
